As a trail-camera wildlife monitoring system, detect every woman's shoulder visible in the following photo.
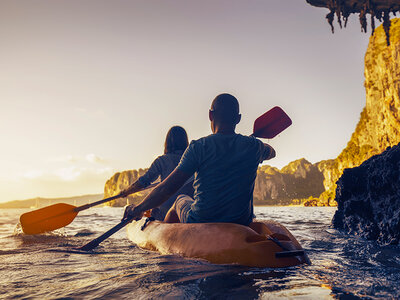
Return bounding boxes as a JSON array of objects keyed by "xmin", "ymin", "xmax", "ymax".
[{"xmin": 155, "ymin": 150, "xmax": 183, "ymax": 162}]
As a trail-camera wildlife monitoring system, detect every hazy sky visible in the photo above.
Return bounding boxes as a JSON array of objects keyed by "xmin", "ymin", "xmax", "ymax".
[{"xmin": 0, "ymin": 0, "xmax": 373, "ymax": 202}]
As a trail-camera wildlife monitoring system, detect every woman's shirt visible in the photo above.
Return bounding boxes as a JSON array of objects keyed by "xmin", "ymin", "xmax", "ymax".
[
  {"xmin": 137, "ymin": 150, "xmax": 194, "ymax": 220},
  {"xmin": 138, "ymin": 150, "xmax": 184, "ymax": 187}
]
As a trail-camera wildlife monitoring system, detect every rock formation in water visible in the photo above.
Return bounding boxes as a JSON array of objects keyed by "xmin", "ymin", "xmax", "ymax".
[
  {"xmin": 104, "ymin": 168, "xmax": 153, "ymax": 206},
  {"xmin": 318, "ymin": 19, "xmax": 400, "ymax": 204},
  {"xmin": 306, "ymin": 0, "xmax": 400, "ymax": 44},
  {"xmin": 104, "ymin": 158, "xmax": 326, "ymax": 207},
  {"xmin": 254, "ymin": 158, "xmax": 326, "ymax": 205},
  {"xmin": 332, "ymin": 142, "xmax": 400, "ymax": 245}
]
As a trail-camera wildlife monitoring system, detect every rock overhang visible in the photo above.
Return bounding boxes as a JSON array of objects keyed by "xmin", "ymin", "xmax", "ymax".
[{"xmin": 306, "ymin": 0, "xmax": 400, "ymax": 45}]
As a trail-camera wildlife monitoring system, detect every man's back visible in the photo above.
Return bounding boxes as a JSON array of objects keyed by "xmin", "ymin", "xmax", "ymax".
[{"xmin": 177, "ymin": 133, "xmax": 271, "ymax": 225}]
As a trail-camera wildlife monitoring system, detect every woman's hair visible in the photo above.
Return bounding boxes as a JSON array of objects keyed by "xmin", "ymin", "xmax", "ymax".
[{"xmin": 164, "ymin": 126, "xmax": 189, "ymax": 154}]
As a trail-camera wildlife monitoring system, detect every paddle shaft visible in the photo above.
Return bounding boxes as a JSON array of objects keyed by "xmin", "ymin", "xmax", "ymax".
[
  {"xmin": 74, "ymin": 182, "xmax": 159, "ymax": 212},
  {"xmin": 78, "ymin": 184, "xmax": 159, "ymax": 250},
  {"xmin": 79, "ymin": 217, "xmax": 133, "ymax": 251},
  {"xmin": 74, "ymin": 195, "xmax": 120, "ymax": 212}
]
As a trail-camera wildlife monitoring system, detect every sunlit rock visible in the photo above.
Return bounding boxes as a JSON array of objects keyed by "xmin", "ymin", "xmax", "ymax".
[
  {"xmin": 254, "ymin": 158, "xmax": 325, "ymax": 206},
  {"xmin": 104, "ymin": 168, "xmax": 152, "ymax": 206},
  {"xmin": 319, "ymin": 19, "xmax": 400, "ymax": 203}
]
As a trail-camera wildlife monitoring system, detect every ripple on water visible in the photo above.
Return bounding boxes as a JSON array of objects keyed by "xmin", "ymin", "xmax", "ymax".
[{"xmin": 0, "ymin": 207, "xmax": 399, "ymax": 299}]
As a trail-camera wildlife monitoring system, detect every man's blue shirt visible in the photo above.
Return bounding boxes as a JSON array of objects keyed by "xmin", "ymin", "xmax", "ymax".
[{"xmin": 176, "ymin": 133, "xmax": 271, "ymax": 225}]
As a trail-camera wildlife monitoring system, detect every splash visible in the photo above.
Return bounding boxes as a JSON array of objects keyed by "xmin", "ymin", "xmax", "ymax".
[
  {"xmin": 13, "ymin": 222, "xmax": 24, "ymax": 235},
  {"xmin": 13, "ymin": 221, "xmax": 66, "ymax": 238}
]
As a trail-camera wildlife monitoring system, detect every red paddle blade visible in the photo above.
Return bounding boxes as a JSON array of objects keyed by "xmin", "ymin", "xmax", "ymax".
[
  {"xmin": 19, "ymin": 203, "xmax": 78, "ymax": 235},
  {"xmin": 253, "ymin": 106, "xmax": 292, "ymax": 139}
]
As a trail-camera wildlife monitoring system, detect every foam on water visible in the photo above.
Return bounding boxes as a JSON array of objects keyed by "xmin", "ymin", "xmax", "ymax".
[{"xmin": 0, "ymin": 207, "xmax": 399, "ymax": 299}]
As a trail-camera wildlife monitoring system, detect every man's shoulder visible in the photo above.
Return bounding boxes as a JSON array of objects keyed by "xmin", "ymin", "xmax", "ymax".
[
  {"xmin": 236, "ymin": 133, "xmax": 257, "ymax": 141},
  {"xmin": 234, "ymin": 133, "xmax": 263, "ymax": 146},
  {"xmin": 190, "ymin": 133, "xmax": 261, "ymax": 146},
  {"xmin": 188, "ymin": 134, "xmax": 214, "ymax": 147}
]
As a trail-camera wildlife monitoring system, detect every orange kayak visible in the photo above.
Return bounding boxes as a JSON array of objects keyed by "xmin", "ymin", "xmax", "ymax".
[{"xmin": 127, "ymin": 219, "xmax": 310, "ymax": 268}]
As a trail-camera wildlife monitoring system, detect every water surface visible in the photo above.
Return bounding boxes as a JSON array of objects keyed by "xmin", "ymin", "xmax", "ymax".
[{"xmin": 1, "ymin": 206, "xmax": 399, "ymax": 299}]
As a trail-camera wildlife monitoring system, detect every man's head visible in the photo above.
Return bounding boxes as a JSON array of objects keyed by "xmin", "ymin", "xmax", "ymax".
[{"xmin": 209, "ymin": 93, "xmax": 241, "ymax": 133}]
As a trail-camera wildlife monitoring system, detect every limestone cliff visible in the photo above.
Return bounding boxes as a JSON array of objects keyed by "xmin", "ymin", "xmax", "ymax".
[
  {"xmin": 104, "ymin": 168, "xmax": 154, "ymax": 207},
  {"xmin": 254, "ymin": 159, "xmax": 326, "ymax": 206},
  {"xmin": 319, "ymin": 19, "xmax": 400, "ymax": 203}
]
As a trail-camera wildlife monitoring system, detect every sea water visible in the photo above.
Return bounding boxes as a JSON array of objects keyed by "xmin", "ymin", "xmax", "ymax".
[{"xmin": 0, "ymin": 206, "xmax": 399, "ymax": 299}]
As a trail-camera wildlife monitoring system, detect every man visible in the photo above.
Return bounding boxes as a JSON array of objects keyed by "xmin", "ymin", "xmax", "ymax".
[{"xmin": 122, "ymin": 93, "xmax": 275, "ymax": 224}]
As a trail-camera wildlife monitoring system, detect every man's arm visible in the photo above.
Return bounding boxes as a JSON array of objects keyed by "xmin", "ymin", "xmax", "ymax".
[
  {"xmin": 123, "ymin": 168, "xmax": 192, "ymax": 220},
  {"xmin": 265, "ymin": 143, "xmax": 276, "ymax": 159},
  {"xmin": 119, "ymin": 180, "xmax": 145, "ymax": 198}
]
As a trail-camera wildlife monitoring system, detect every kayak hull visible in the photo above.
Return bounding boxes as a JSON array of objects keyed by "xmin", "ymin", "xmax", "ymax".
[{"xmin": 127, "ymin": 219, "xmax": 309, "ymax": 268}]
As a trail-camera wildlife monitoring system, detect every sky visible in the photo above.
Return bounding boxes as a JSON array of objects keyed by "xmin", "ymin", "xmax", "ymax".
[{"xmin": 0, "ymin": 0, "xmax": 374, "ymax": 202}]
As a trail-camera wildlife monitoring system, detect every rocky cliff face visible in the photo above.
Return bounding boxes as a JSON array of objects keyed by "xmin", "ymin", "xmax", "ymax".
[
  {"xmin": 104, "ymin": 168, "xmax": 153, "ymax": 206},
  {"xmin": 254, "ymin": 158, "xmax": 326, "ymax": 205},
  {"xmin": 319, "ymin": 19, "xmax": 400, "ymax": 203},
  {"xmin": 332, "ymin": 142, "xmax": 400, "ymax": 245}
]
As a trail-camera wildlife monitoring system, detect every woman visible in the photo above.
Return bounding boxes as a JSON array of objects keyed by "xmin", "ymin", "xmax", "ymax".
[{"xmin": 119, "ymin": 126, "xmax": 193, "ymax": 221}]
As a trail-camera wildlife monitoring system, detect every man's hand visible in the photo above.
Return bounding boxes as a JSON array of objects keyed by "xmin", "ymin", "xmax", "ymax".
[{"xmin": 122, "ymin": 204, "xmax": 144, "ymax": 221}]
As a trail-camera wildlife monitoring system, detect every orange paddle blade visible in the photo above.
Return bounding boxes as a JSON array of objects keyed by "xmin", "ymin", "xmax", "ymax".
[{"xmin": 20, "ymin": 203, "xmax": 78, "ymax": 235}]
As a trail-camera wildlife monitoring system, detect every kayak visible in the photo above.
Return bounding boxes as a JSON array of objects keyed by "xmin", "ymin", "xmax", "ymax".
[{"xmin": 127, "ymin": 219, "xmax": 310, "ymax": 268}]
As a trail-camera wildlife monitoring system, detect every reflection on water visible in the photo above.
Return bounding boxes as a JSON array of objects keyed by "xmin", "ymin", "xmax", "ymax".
[{"xmin": 0, "ymin": 207, "xmax": 399, "ymax": 299}]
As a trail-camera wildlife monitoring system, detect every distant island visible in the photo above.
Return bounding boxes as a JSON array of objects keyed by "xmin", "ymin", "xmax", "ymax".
[{"xmin": 0, "ymin": 194, "xmax": 104, "ymax": 209}]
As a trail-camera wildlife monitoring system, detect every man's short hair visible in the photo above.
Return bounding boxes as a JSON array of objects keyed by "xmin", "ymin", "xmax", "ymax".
[{"xmin": 210, "ymin": 93, "xmax": 240, "ymax": 124}]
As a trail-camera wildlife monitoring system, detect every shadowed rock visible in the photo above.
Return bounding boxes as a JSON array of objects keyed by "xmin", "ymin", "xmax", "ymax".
[{"xmin": 332, "ymin": 142, "xmax": 400, "ymax": 245}]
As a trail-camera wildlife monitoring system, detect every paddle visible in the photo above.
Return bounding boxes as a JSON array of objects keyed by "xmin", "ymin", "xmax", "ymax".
[
  {"xmin": 252, "ymin": 106, "xmax": 292, "ymax": 139},
  {"xmin": 78, "ymin": 106, "xmax": 292, "ymax": 251},
  {"xmin": 79, "ymin": 217, "xmax": 133, "ymax": 251},
  {"xmin": 19, "ymin": 183, "xmax": 158, "ymax": 235}
]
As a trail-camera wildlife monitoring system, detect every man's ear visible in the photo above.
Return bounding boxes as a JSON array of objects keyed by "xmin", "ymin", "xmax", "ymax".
[
  {"xmin": 236, "ymin": 114, "xmax": 241, "ymax": 124},
  {"xmin": 209, "ymin": 110, "xmax": 214, "ymax": 121}
]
